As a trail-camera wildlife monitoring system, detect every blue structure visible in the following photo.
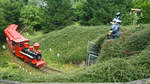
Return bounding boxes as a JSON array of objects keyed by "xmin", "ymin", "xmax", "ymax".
[
  {"xmin": 111, "ymin": 21, "xmax": 120, "ymax": 38},
  {"xmin": 109, "ymin": 12, "xmax": 121, "ymax": 39}
]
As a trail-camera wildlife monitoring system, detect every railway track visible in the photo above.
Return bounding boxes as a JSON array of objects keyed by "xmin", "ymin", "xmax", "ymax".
[
  {"xmin": 39, "ymin": 66, "xmax": 62, "ymax": 73},
  {"xmin": 11, "ymin": 53, "xmax": 62, "ymax": 74}
]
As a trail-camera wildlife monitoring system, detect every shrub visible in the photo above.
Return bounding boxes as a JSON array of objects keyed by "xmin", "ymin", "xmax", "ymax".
[
  {"xmin": 123, "ymin": 26, "xmax": 150, "ymax": 52},
  {"xmin": 99, "ymin": 25, "xmax": 150, "ymax": 61},
  {"xmin": 20, "ymin": 5, "xmax": 44, "ymax": 33},
  {"xmin": 68, "ymin": 58, "xmax": 150, "ymax": 82}
]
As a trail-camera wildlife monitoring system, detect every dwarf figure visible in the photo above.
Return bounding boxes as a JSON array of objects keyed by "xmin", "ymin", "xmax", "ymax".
[{"xmin": 108, "ymin": 12, "xmax": 121, "ymax": 39}]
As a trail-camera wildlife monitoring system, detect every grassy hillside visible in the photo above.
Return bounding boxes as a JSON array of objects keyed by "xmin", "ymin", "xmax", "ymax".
[
  {"xmin": 24, "ymin": 25, "xmax": 109, "ymax": 65},
  {"xmin": 0, "ymin": 25, "xmax": 109, "ymax": 81},
  {"xmin": 0, "ymin": 24, "xmax": 150, "ymax": 82}
]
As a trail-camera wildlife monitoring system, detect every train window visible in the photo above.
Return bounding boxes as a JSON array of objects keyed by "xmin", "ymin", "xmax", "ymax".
[
  {"xmin": 25, "ymin": 41, "xmax": 29, "ymax": 44},
  {"xmin": 20, "ymin": 42, "xmax": 23, "ymax": 47},
  {"xmin": 12, "ymin": 41, "xmax": 16, "ymax": 46}
]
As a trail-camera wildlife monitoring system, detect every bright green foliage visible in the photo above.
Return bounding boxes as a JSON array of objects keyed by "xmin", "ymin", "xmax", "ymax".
[
  {"xmin": 74, "ymin": 0, "xmax": 133, "ymax": 25},
  {"xmin": 72, "ymin": 0, "xmax": 86, "ymax": 22},
  {"xmin": 133, "ymin": 0, "xmax": 150, "ymax": 23},
  {"xmin": 42, "ymin": 0, "xmax": 75, "ymax": 32},
  {"xmin": 121, "ymin": 13, "xmax": 135, "ymax": 25},
  {"xmin": 20, "ymin": 5, "xmax": 44, "ymax": 33}
]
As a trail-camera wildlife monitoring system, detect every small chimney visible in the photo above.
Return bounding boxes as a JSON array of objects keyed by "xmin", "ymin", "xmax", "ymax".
[{"xmin": 34, "ymin": 43, "xmax": 40, "ymax": 51}]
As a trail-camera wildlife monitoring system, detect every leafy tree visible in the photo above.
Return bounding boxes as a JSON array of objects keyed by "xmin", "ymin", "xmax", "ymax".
[
  {"xmin": 24, "ymin": 0, "xmax": 28, "ymax": 5},
  {"xmin": 75, "ymin": 0, "xmax": 133, "ymax": 25},
  {"xmin": 0, "ymin": 0, "xmax": 25, "ymax": 41},
  {"xmin": 0, "ymin": 0, "xmax": 25, "ymax": 25},
  {"xmin": 42, "ymin": 0, "xmax": 75, "ymax": 32},
  {"xmin": 20, "ymin": 5, "xmax": 44, "ymax": 33},
  {"xmin": 72, "ymin": 0, "xmax": 86, "ymax": 22}
]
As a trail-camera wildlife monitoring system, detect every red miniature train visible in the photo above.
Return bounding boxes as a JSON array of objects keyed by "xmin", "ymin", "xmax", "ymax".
[{"xmin": 4, "ymin": 24, "xmax": 46, "ymax": 68}]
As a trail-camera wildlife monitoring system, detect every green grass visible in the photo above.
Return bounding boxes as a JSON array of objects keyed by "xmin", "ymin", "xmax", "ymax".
[
  {"xmin": 0, "ymin": 25, "xmax": 109, "ymax": 81},
  {"xmin": 0, "ymin": 24, "xmax": 150, "ymax": 82},
  {"xmin": 28, "ymin": 25, "xmax": 109, "ymax": 65}
]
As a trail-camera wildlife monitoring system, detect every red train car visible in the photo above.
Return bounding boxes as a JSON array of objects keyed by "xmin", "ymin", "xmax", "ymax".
[{"xmin": 4, "ymin": 24, "xmax": 46, "ymax": 68}]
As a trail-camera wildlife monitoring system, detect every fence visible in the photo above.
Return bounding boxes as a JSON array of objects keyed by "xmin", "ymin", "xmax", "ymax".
[{"xmin": 87, "ymin": 41, "xmax": 100, "ymax": 66}]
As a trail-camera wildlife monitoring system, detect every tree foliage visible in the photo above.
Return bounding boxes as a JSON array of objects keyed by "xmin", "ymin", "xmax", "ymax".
[
  {"xmin": 0, "ymin": 0, "xmax": 25, "ymax": 41},
  {"xmin": 20, "ymin": 5, "xmax": 44, "ymax": 32},
  {"xmin": 0, "ymin": 0, "xmax": 150, "ymax": 42},
  {"xmin": 42, "ymin": 0, "xmax": 75, "ymax": 32},
  {"xmin": 0, "ymin": 8, "xmax": 6, "ymax": 41},
  {"xmin": 0, "ymin": 0, "xmax": 25, "ymax": 25},
  {"xmin": 74, "ymin": 0, "xmax": 133, "ymax": 25}
]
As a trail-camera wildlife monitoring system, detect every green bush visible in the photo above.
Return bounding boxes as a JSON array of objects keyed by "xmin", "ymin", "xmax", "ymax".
[
  {"xmin": 99, "ymin": 25, "xmax": 150, "ymax": 61},
  {"xmin": 66, "ymin": 57, "xmax": 150, "ymax": 82},
  {"xmin": 121, "ymin": 13, "xmax": 134, "ymax": 25},
  {"xmin": 0, "ymin": 71, "xmax": 24, "ymax": 81},
  {"xmin": 20, "ymin": 5, "xmax": 44, "ymax": 33},
  {"xmin": 123, "ymin": 26, "xmax": 150, "ymax": 52},
  {"xmin": 133, "ymin": 0, "xmax": 150, "ymax": 23}
]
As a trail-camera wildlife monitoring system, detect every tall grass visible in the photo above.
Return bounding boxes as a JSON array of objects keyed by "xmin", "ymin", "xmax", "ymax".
[{"xmin": 31, "ymin": 25, "xmax": 109, "ymax": 64}]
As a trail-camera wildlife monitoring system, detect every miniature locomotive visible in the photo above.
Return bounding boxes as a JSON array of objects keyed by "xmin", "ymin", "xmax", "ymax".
[{"xmin": 4, "ymin": 24, "xmax": 46, "ymax": 68}]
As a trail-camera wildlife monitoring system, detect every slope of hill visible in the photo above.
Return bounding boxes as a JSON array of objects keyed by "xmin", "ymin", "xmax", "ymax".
[
  {"xmin": 0, "ymin": 24, "xmax": 150, "ymax": 82},
  {"xmin": 26, "ymin": 25, "xmax": 109, "ymax": 66}
]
